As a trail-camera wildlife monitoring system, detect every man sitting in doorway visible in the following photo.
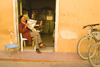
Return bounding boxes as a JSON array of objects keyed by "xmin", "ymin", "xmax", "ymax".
[{"xmin": 19, "ymin": 15, "xmax": 46, "ymax": 54}]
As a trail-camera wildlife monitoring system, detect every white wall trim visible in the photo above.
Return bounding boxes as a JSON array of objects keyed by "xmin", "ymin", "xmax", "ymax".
[{"xmin": 54, "ymin": 0, "xmax": 59, "ymax": 52}]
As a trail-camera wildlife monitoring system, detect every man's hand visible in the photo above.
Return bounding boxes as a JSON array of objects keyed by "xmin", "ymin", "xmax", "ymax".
[{"xmin": 25, "ymin": 23, "xmax": 29, "ymax": 28}]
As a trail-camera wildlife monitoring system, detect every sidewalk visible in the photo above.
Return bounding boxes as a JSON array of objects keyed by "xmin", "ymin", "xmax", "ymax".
[
  {"xmin": 0, "ymin": 50, "xmax": 93, "ymax": 67},
  {"xmin": 0, "ymin": 50, "xmax": 84, "ymax": 62},
  {"xmin": 0, "ymin": 61, "xmax": 92, "ymax": 67}
]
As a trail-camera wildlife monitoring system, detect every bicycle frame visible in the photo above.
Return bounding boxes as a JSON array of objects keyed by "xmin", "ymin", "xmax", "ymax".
[{"xmin": 90, "ymin": 30, "xmax": 99, "ymax": 43}]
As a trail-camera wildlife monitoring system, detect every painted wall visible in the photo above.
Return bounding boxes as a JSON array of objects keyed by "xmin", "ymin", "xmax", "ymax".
[
  {"xmin": 31, "ymin": 0, "xmax": 55, "ymax": 10},
  {"xmin": 22, "ymin": 0, "xmax": 55, "ymax": 10},
  {"xmin": 22, "ymin": 0, "xmax": 31, "ymax": 10},
  {"xmin": 0, "ymin": 0, "xmax": 15, "ymax": 50},
  {"xmin": 57, "ymin": 0, "xmax": 100, "ymax": 53},
  {"xmin": 0, "ymin": 0, "xmax": 100, "ymax": 53}
]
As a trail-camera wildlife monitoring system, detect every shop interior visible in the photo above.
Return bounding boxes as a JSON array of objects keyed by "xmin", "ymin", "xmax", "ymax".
[{"xmin": 18, "ymin": 0, "xmax": 56, "ymax": 52}]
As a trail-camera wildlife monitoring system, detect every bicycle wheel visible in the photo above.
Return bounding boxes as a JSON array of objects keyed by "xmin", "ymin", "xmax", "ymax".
[
  {"xmin": 77, "ymin": 36, "xmax": 96, "ymax": 60},
  {"xmin": 88, "ymin": 43, "xmax": 100, "ymax": 67}
]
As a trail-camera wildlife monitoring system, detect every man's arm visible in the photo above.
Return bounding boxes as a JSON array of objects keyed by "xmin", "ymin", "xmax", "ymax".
[{"xmin": 19, "ymin": 23, "xmax": 29, "ymax": 33}]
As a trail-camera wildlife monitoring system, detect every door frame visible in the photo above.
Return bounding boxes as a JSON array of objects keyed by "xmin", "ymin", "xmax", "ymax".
[
  {"xmin": 13, "ymin": 0, "xmax": 19, "ymax": 44},
  {"xmin": 54, "ymin": 0, "xmax": 59, "ymax": 52},
  {"xmin": 13, "ymin": 0, "xmax": 59, "ymax": 52}
]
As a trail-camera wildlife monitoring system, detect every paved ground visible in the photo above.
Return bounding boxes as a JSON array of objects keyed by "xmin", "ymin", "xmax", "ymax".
[
  {"xmin": 0, "ymin": 50, "xmax": 93, "ymax": 67},
  {"xmin": 0, "ymin": 61, "xmax": 93, "ymax": 67},
  {"xmin": 0, "ymin": 51, "xmax": 83, "ymax": 62}
]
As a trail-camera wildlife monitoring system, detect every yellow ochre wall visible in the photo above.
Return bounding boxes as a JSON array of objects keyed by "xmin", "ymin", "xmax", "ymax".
[
  {"xmin": 57, "ymin": 0, "xmax": 100, "ymax": 53},
  {"xmin": 0, "ymin": 0, "xmax": 15, "ymax": 50},
  {"xmin": 0, "ymin": 0, "xmax": 100, "ymax": 53}
]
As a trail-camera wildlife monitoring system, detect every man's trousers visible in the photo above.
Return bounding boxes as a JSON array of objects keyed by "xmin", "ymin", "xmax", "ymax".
[{"xmin": 30, "ymin": 32, "xmax": 42, "ymax": 49}]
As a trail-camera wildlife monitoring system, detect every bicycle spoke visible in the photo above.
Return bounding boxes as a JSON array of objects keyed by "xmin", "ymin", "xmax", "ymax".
[{"xmin": 77, "ymin": 36, "xmax": 95, "ymax": 59}]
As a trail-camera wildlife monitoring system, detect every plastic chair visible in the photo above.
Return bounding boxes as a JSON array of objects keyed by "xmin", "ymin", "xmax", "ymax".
[{"xmin": 20, "ymin": 33, "xmax": 36, "ymax": 52}]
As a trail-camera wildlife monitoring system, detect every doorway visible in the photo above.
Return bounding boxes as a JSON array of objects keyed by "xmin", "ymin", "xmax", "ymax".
[{"xmin": 15, "ymin": 0, "xmax": 59, "ymax": 52}]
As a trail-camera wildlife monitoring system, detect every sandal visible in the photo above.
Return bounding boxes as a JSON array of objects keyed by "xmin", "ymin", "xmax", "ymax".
[
  {"xmin": 40, "ymin": 45, "xmax": 46, "ymax": 48},
  {"xmin": 36, "ymin": 49, "xmax": 41, "ymax": 54}
]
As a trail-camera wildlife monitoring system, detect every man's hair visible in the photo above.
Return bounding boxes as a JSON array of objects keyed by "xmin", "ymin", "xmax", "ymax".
[{"xmin": 19, "ymin": 15, "xmax": 23, "ymax": 20}]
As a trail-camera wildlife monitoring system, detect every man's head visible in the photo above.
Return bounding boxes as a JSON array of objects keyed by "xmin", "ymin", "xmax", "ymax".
[
  {"xmin": 23, "ymin": 10, "xmax": 26, "ymax": 14},
  {"xmin": 19, "ymin": 15, "xmax": 26, "ymax": 22}
]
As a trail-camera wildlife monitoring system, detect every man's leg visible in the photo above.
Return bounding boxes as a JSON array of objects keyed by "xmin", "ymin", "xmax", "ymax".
[
  {"xmin": 32, "ymin": 36, "xmax": 39, "ymax": 49},
  {"xmin": 36, "ymin": 33, "xmax": 42, "ymax": 44},
  {"xmin": 32, "ymin": 36, "xmax": 41, "ymax": 53},
  {"xmin": 30, "ymin": 32, "xmax": 42, "ymax": 44},
  {"xmin": 30, "ymin": 32, "xmax": 46, "ymax": 48}
]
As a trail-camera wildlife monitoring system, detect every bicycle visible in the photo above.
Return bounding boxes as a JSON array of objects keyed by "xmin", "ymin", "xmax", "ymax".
[
  {"xmin": 88, "ymin": 28, "xmax": 100, "ymax": 67},
  {"xmin": 88, "ymin": 42, "xmax": 100, "ymax": 67},
  {"xmin": 77, "ymin": 23, "xmax": 100, "ymax": 60}
]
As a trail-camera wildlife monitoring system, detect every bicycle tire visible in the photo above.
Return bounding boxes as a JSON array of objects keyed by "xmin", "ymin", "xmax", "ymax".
[
  {"xmin": 88, "ymin": 43, "xmax": 100, "ymax": 67},
  {"xmin": 77, "ymin": 36, "xmax": 96, "ymax": 60}
]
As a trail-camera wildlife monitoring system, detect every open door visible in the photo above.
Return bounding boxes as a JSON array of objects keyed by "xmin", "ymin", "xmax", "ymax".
[{"xmin": 14, "ymin": 0, "xmax": 59, "ymax": 52}]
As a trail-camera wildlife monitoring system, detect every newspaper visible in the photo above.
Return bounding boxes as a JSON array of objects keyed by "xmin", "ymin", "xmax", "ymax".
[{"xmin": 27, "ymin": 19, "xmax": 37, "ymax": 31}]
